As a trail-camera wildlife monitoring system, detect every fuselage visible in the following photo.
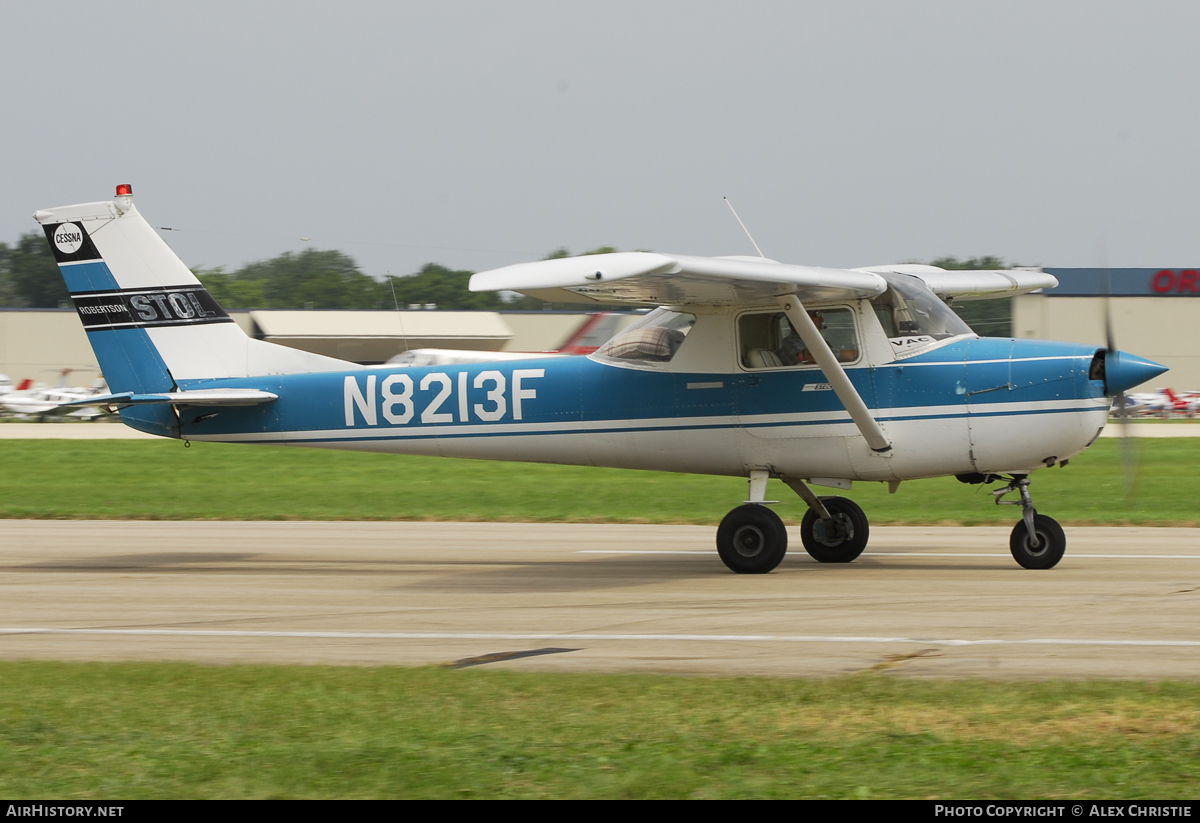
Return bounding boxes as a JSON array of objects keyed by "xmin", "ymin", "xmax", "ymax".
[{"xmin": 120, "ymin": 301, "xmax": 1111, "ymax": 484}]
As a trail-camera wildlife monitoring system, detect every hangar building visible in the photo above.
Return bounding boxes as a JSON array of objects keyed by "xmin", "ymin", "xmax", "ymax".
[
  {"xmin": 1015, "ymin": 268, "xmax": 1200, "ymax": 390},
  {"xmin": 0, "ymin": 309, "xmax": 611, "ymax": 387}
]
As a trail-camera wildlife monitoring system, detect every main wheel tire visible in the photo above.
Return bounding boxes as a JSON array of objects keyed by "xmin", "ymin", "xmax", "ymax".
[
  {"xmin": 800, "ymin": 496, "xmax": 869, "ymax": 563},
  {"xmin": 1009, "ymin": 514, "xmax": 1066, "ymax": 569},
  {"xmin": 716, "ymin": 504, "xmax": 788, "ymax": 574}
]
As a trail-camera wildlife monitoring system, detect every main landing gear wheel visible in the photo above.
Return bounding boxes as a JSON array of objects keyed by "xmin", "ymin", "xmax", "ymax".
[
  {"xmin": 716, "ymin": 504, "xmax": 788, "ymax": 574},
  {"xmin": 800, "ymin": 496, "xmax": 869, "ymax": 563},
  {"xmin": 1009, "ymin": 514, "xmax": 1066, "ymax": 570}
]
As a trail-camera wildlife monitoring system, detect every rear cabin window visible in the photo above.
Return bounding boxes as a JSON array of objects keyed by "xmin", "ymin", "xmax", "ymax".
[
  {"xmin": 593, "ymin": 308, "xmax": 696, "ymax": 364},
  {"xmin": 739, "ymin": 308, "xmax": 859, "ymax": 370}
]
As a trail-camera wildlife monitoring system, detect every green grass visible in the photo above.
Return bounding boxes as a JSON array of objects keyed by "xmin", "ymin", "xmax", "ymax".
[
  {"xmin": 0, "ymin": 438, "xmax": 1196, "ymax": 525},
  {"xmin": 0, "ymin": 662, "xmax": 1197, "ymax": 799}
]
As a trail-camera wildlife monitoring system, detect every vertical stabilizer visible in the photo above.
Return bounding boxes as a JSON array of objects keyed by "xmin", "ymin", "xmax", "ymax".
[{"xmin": 34, "ymin": 186, "xmax": 354, "ymax": 435}]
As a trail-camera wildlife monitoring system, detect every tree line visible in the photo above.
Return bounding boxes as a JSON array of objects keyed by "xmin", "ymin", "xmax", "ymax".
[{"xmin": 0, "ymin": 232, "xmax": 1011, "ymax": 334}]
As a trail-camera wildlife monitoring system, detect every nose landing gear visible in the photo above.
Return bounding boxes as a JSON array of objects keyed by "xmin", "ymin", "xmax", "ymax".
[{"xmin": 992, "ymin": 475, "xmax": 1066, "ymax": 569}]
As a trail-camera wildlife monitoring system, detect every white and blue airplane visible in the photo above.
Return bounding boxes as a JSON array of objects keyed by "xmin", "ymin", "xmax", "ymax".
[{"xmin": 36, "ymin": 186, "xmax": 1167, "ymax": 573}]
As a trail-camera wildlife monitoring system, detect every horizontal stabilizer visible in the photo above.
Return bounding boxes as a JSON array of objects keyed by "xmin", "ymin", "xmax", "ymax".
[{"xmin": 62, "ymin": 388, "xmax": 279, "ymax": 408}]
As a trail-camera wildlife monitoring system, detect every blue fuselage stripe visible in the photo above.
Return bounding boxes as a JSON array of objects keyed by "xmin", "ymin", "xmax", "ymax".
[
  {"xmin": 174, "ymin": 337, "xmax": 1107, "ymax": 444},
  {"xmin": 209, "ymin": 403, "xmax": 1103, "ymax": 446}
]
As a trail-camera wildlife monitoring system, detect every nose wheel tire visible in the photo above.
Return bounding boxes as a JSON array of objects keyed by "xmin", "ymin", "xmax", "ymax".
[
  {"xmin": 1009, "ymin": 514, "xmax": 1066, "ymax": 570},
  {"xmin": 716, "ymin": 504, "xmax": 788, "ymax": 574},
  {"xmin": 800, "ymin": 496, "xmax": 869, "ymax": 563}
]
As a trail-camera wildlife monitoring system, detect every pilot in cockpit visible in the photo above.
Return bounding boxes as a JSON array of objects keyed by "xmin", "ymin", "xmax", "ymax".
[{"xmin": 776, "ymin": 311, "xmax": 823, "ymax": 365}]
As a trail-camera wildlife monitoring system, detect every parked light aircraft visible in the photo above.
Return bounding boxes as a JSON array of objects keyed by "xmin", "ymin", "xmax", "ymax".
[
  {"xmin": 37, "ymin": 186, "xmax": 1168, "ymax": 572},
  {"xmin": 384, "ymin": 312, "xmax": 630, "ymax": 367},
  {"xmin": 1120, "ymin": 387, "xmax": 1200, "ymax": 418},
  {"xmin": 0, "ymin": 371, "xmax": 107, "ymax": 420}
]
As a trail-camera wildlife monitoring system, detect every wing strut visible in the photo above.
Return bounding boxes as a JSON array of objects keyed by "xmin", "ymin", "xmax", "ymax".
[{"xmin": 776, "ymin": 295, "xmax": 892, "ymax": 453}]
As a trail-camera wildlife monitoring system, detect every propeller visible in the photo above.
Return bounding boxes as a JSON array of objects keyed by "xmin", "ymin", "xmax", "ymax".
[{"xmin": 1102, "ymin": 264, "xmax": 1140, "ymax": 502}]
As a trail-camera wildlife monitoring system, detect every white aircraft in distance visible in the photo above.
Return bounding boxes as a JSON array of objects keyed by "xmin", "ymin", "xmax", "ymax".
[
  {"xmin": 38, "ymin": 186, "xmax": 1167, "ymax": 572},
  {"xmin": 384, "ymin": 312, "xmax": 631, "ymax": 367},
  {"xmin": 1119, "ymin": 387, "xmax": 1200, "ymax": 418},
  {"xmin": 0, "ymin": 371, "xmax": 108, "ymax": 420}
]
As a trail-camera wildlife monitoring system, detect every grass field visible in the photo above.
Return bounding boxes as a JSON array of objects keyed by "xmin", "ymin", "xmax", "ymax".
[
  {"xmin": 3, "ymin": 438, "xmax": 1198, "ymax": 799},
  {"xmin": 0, "ymin": 662, "xmax": 1197, "ymax": 799},
  {"xmin": 0, "ymin": 438, "xmax": 1196, "ymax": 525}
]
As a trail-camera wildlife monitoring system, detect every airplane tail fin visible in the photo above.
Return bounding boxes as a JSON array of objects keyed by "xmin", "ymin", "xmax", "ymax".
[
  {"xmin": 34, "ymin": 186, "xmax": 351, "ymax": 390},
  {"xmin": 34, "ymin": 185, "xmax": 353, "ymax": 434}
]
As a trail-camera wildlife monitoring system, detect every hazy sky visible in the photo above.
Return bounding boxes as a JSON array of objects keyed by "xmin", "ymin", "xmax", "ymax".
[{"xmin": 4, "ymin": 2, "xmax": 1199, "ymax": 278}]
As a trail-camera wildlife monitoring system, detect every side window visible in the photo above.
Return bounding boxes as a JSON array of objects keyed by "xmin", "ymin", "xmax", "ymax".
[
  {"xmin": 739, "ymin": 308, "xmax": 859, "ymax": 370},
  {"xmin": 593, "ymin": 309, "xmax": 696, "ymax": 364}
]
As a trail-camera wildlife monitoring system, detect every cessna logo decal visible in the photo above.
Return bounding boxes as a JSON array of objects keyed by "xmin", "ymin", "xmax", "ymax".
[
  {"xmin": 42, "ymin": 221, "xmax": 102, "ymax": 263},
  {"xmin": 72, "ymin": 287, "xmax": 232, "ymax": 330},
  {"xmin": 52, "ymin": 223, "xmax": 84, "ymax": 254}
]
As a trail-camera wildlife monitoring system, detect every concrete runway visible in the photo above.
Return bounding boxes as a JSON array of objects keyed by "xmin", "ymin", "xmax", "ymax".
[{"xmin": 1, "ymin": 520, "xmax": 1198, "ymax": 679}]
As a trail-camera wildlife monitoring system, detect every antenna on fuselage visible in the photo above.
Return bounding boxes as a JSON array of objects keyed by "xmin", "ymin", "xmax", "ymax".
[
  {"xmin": 723, "ymin": 197, "xmax": 766, "ymax": 259},
  {"xmin": 388, "ymin": 273, "xmax": 410, "ymax": 355}
]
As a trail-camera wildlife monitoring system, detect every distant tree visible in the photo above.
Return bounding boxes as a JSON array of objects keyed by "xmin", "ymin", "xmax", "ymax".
[
  {"xmin": 0, "ymin": 231, "xmax": 70, "ymax": 307},
  {"xmin": 0, "ymin": 242, "xmax": 13, "ymax": 306},
  {"xmin": 929, "ymin": 255, "xmax": 1009, "ymax": 272},
  {"xmin": 197, "ymin": 249, "xmax": 390, "ymax": 310},
  {"xmin": 388, "ymin": 263, "xmax": 508, "ymax": 311},
  {"xmin": 194, "ymin": 266, "xmax": 266, "ymax": 309},
  {"xmin": 197, "ymin": 252, "xmax": 512, "ymax": 311},
  {"xmin": 928, "ymin": 256, "xmax": 1015, "ymax": 337}
]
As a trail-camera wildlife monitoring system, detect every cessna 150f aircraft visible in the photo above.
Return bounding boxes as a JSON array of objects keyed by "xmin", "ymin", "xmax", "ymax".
[{"xmin": 36, "ymin": 186, "xmax": 1168, "ymax": 573}]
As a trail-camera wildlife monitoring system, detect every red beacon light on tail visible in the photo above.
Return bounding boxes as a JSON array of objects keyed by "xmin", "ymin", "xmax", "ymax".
[{"xmin": 113, "ymin": 183, "xmax": 134, "ymax": 215}]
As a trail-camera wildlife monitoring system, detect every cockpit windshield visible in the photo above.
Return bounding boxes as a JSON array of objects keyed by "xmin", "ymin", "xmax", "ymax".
[
  {"xmin": 870, "ymin": 273, "xmax": 973, "ymax": 342},
  {"xmin": 592, "ymin": 308, "xmax": 696, "ymax": 364}
]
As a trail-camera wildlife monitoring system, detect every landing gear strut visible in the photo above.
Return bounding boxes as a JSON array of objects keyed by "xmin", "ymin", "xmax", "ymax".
[
  {"xmin": 782, "ymin": 477, "xmax": 870, "ymax": 564},
  {"xmin": 716, "ymin": 470, "xmax": 788, "ymax": 574},
  {"xmin": 716, "ymin": 504, "xmax": 788, "ymax": 574},
  {"xmin": 799, "ymin": 496, "xmax": 869, "ymax": 563},
  {"xmin": 716, "ymin": 472, "xmax": 874, "ymax": 574},
  {"xmin": 991, "ymin": 474, "xmax": 1066, "ymax": 569}
]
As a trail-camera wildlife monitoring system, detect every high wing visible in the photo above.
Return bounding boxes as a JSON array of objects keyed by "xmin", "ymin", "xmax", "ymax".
[
  {"xmin": 470, "ymin": 252, "xmax": 1057, "ymax": 306},
  {"xmin": 470, "ymin": 251, "xmax": 1060, "ymax": 457},
  {"xmin": 470, "ymin": 252, "xmax": 886, "ymax": 306}
]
